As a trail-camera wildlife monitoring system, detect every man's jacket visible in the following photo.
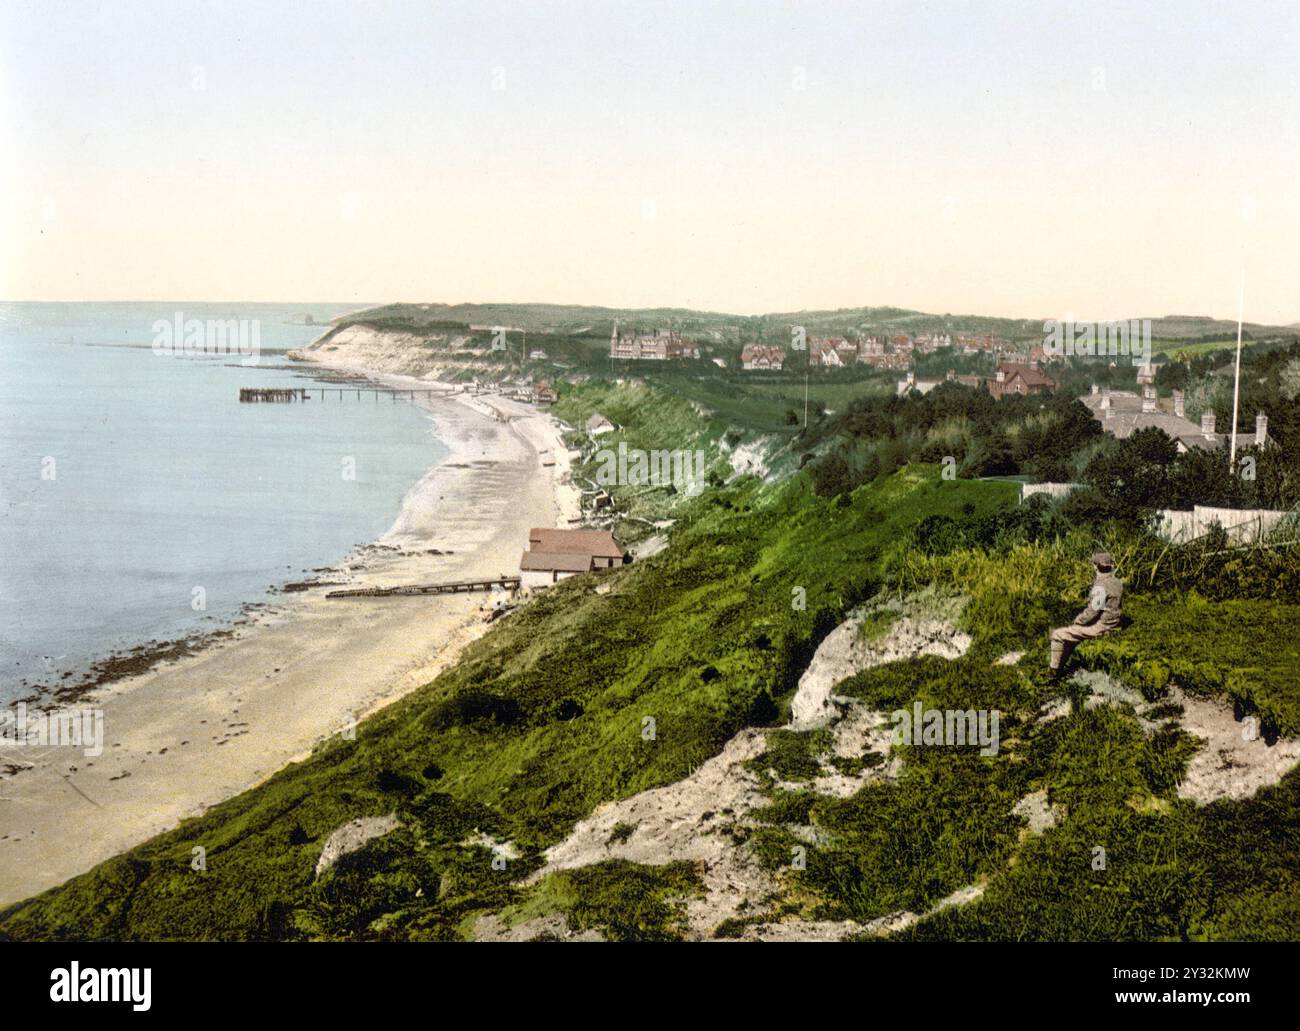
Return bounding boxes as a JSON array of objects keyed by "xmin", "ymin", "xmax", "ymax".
[{"xmin": 1074, "ymin": 572, "xmax": 1123, "ymax": 631}]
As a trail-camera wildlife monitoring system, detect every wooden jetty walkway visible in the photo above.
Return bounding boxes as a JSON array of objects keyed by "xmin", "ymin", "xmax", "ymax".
[
  {"xmin": 240, "ymin": 388, "xmax": 307, "ymax": 402},
  {"xmin": 326, "ymin": 576, "xmax": 520, "ymax": 599},
  {"xmin": 240, "ymin": 386, "xmax": 462, "ymax": 403}
]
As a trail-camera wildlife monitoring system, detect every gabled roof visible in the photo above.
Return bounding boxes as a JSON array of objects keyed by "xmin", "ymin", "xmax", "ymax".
[
  {"xmin": 1080, "ymin": 391, "xmax": 1220, "ymax": 450},
  {"xmin": 520, "ymin": 550, "xmax": 595, "ymax": 573},
  {"xmin": 527, "ymin": 528, "xmax": 625, "ymax": 559},
  {"xmin": 998, "ymin": 362, "xmax": 1056, "ymax": 387}
]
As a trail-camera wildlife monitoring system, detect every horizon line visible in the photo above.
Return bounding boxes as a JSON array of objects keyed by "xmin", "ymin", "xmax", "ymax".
[{"xmin": 2, "ymin": 298, "xmax": 1295, "ymax": 329}]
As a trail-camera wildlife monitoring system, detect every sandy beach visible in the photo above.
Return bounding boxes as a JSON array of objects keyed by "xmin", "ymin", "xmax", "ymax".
[{"xmin": 0, "ymin": 356, "xmax": 580, "ymax": 906}]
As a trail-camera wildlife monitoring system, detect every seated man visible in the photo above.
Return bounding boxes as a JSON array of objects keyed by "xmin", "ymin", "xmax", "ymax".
[{"xmin": 1048, "ymin": 552, "xmax": 1123, "ymax": 680}]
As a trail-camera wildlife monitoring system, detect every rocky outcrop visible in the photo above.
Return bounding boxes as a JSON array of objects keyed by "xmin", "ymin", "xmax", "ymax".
[
  {"xmin": 790, "ymin": 595, "xmax": 971, "ymax": 726},
  {"xmin": 314, "ymin": 814, "xmax": 401, "ymax": 877}
]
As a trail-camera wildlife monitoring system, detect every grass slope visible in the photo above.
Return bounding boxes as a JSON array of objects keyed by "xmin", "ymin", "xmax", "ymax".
[{"xmin": 0, "ymin": 468, "xmax": 1014, "ymax": 940}]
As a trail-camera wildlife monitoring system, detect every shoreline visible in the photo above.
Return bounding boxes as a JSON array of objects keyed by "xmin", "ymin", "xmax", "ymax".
[
  {"xmin": 4, "ymin": 361, "xmax": 448, "ymax": 706},
  {"xmin": 0, "ymin": 350, "xmax": 579, "ymax": 906}
]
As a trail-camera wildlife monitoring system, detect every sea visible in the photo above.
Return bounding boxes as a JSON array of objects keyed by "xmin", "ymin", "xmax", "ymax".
[{"xmin": 0, "ymin": 302, "xmax": 446, "ymax": 702}]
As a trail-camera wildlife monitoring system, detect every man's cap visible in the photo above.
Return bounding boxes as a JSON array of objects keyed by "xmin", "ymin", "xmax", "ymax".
[{"xmin": 1091, "ymin": 551, "xmax": 1114, "ymax": 569}]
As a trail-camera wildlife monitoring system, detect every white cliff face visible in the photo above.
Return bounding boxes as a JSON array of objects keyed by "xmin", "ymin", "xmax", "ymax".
[
  {"xmin": 725, "ymin": 439, "xmax": 773, "ymax": 481},
  {"xmin": 297, "ymin": 325, "xmax": 484, "ymax": 380}
]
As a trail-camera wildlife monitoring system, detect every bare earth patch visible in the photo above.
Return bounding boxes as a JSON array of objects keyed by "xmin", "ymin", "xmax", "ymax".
[
  {"xmin": 315, "ymin": 814, "xmax": 400, "ymax": 877},
  {"xmin": 473, "ymin": 913, "xmax": 604, "ymax": 942},
  {"xmin": 529, "ymin": 729, "xmax": 777, "ymax": 938},
  {"xmin": 790, "ymin": 595, "xmax": 971, "ymax": 727},
  {"xmin": 1012, "ymin": 789, "xmax": 1062, "ymax": 833},
  {"xmin": 528, "ymin": 600, "xmax": 979, "ymax": 940},
  {"xmin": 1071, "ymin": 671, "xmax": 1300, "ymax": 805},
  {"xmin": 1171, "ymin": 688, "xmax": 1300, "ymax": 804}
]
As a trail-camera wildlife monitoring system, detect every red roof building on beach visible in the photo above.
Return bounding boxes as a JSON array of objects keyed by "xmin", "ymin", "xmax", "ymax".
[
  {"xmin": 520, "ymin": 528, "xmax": 628, "ymax": 587},
  {"xmin": 528, "ymin": 528, "xmax": 625, "ymax": 558}
]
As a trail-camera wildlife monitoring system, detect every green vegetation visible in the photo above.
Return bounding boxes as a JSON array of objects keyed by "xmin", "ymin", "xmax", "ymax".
[
  {"xmin": 498, "ymin": 861, "xmax": 703, "ymax": 941},
  {"xmin": 336, "ymin": 301, "xmax": 1299, "ymax": 349},
  {"xmin": 894, "ymin": 708, "xmax": 1300, "ymax": 941},
  {"xmin": 1079, "ymin": 594, "xmax": 1300, "ymax": 737},
  {"xmin": 785, "ymin": 658, "xmax": 1040, "ymax": 921},
  {"xmin": 801, "ymin": 386, "xmax": 1106, "ymax": 495},
  {"xmin": 0, "ymin": 464, "xmax": 1015, "ymax": 940},
  {"xmin": 6, "ymin": 359, "xmax": 1300, "ymax": 943}
]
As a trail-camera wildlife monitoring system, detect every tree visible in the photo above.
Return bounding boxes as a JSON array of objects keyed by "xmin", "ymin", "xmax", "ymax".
[{"xmin": 1082, "ymin": 426, "xmax": 1180, "ymax": 518}]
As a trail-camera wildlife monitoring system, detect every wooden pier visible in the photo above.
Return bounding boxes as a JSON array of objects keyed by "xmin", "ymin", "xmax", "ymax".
[
  {"xmin": 326, "ymin": 576, "xmax": 520, "ymax": 599},
  {"xmin": 240, "ymin": 386, "xmax": 462, "ymax": 403},
  {"xmin": 240, "ymin": 388, "xmax": 307, "ymax": 402}
]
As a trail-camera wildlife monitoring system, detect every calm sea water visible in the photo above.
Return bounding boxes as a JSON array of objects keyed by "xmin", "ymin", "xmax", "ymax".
[{"xmin": 0, "ymin": 302, "xmax": 445, "ymax": 700}]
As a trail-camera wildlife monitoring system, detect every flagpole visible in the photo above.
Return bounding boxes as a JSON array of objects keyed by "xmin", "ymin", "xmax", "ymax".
[{"xmin": 1229, "ymin": 269, "xmax": 1244, "ymax": 470}]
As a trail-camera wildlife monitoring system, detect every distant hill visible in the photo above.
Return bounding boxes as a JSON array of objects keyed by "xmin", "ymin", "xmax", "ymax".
[{"xmin": 336, "ymin": 302, "xmax": 1298, "ymax": 344}]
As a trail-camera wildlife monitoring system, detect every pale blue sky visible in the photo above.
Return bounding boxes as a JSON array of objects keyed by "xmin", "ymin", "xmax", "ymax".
[{"xmin": 3, "ymin": 0, "xmax": 1297, "ymax": 322}]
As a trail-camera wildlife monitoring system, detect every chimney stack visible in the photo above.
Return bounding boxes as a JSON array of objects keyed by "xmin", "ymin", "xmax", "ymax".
[
  {"xmin": 1142, "ymin": 385, "xmax": 1156, "ymax": 414},
  {"xmin": 1256, "ymin": 412, "xmax": 1269, "ymax": 447},
  {"xmin": 1172, "ymin": 390, "xmax": 1184, "ymax": 418},
  {"xmin": 1201, "ymin": 411, "xmax": 1216, "ymax": 439},
  {"xmin": 1099, "ymin": 386, "xmax": 1111, "ymax": 410},
  {"xmin": 1090, "ymin": 383, "xmax": 1099, "ymax": 395}
]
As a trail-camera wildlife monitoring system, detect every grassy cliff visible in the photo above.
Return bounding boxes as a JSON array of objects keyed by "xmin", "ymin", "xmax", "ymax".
[
  {"xmin": 5, "ymin": 374, "xmax": 1299, "ymax": 942},
  {"xmin": 0, "ymin": 463, "xmax": 1014, "ymax": 940}
]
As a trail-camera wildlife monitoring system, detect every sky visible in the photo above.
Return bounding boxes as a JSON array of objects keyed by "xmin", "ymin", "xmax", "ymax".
[{"xmin": 2, "ymin": 0, "xmax": 1298, "ymax": 323}]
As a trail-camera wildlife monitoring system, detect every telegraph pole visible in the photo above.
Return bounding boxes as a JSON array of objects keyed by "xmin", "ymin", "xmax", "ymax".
[{"xmin": 1229, "ymin": 270, "xmax": 1244, "ymax": 470}]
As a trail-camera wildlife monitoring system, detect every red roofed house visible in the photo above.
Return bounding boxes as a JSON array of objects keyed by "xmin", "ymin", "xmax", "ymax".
[
  {"xmin": 740, "ymin": 344, "xmax": 785, "ymax": 370},
  {"xmin": 987, "ymin": 361, "xmax": 1057, "ymax": 400},
  {"xmin": 808, "ymin": 337, "xmax": 847, "ymax": 366},
  {"xmin": 519, "ymin": 528, "xmax": 629, "ymax": 588}
]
